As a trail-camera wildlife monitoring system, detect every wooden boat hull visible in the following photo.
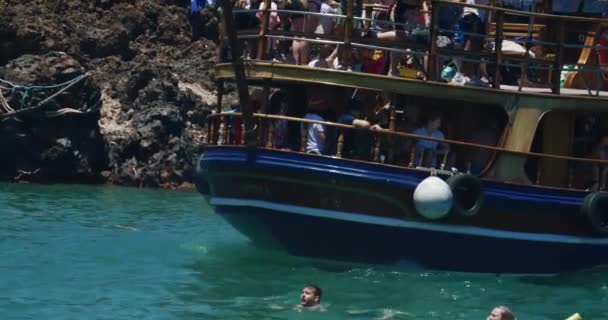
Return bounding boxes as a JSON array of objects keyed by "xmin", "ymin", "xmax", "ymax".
[{"xmin": 196, "ymin": 146, "xmax": 608, "ymax": 273}]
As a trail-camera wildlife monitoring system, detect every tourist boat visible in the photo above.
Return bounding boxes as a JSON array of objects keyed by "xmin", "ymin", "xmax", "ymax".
[{"xmin": 195, "ymin": 0, "xmax": 608, "ymax": 273}]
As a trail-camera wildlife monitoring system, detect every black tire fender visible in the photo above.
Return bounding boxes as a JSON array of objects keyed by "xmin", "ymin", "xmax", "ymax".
[
  {"xmin": 581, "ymin": 191, "xmax": 608, "ymax": 236},
  {"xmin": 446, "ymin": 174, "xmax": 484, "ymax": 217}
]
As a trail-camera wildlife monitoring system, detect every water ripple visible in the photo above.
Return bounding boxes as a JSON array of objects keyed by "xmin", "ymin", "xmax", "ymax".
[{"xmin": 1, "ymin": 183, "xmax": 607, "ymax": 319}]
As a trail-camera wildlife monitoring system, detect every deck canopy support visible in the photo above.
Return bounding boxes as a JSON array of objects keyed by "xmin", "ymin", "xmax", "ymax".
[{"xmin": 219, "ymin": 0, "xmax": 257, "ymax": 149}]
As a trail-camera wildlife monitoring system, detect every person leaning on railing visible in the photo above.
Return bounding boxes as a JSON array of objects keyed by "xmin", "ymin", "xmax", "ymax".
[
  {"xmin": 451, "ymin": 0, "xmax": 489, "ymax": 86},
  {"xmin": 363, "ymin": 0, "xmax": 429, "ymax": 77},
  {"xmin": 330, "ymin": 98, "xmax": 384, "ymax": 159},
  {"xmin": 308, "ymin": 43, "xmax": 339, "ymax": 68}
]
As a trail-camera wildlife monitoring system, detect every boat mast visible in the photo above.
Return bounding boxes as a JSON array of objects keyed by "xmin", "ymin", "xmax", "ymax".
[{"xmin": 219, "ymin": 0, "xmax": 256, "ymax": 148}]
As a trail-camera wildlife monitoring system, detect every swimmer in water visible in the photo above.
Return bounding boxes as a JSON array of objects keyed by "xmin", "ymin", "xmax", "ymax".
[
  {"xmin": 294, "ymin": 284, "xmax": 326, "ymax": 312},
  {"xmin": 487, "ymin": 305, "xmax": 515, "ymax": 320}
]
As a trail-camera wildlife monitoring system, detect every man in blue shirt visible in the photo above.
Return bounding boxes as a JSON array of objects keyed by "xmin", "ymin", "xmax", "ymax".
[
  {"xmin": 413, "ymin": 111, "xmax": 448, "ymax": 167},
  {"xmin": 332, "ymin": 99, "xmax": 383, "ymax": 159}
]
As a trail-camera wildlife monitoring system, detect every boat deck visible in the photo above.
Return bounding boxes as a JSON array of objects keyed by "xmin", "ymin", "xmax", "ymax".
[
  {"xmin": 215, "ymin": 61, "xmax": 608, "ymax": 111},
  {"xmin": 501, "ymin": 85, "xmax": 608, "ymax": 97}
]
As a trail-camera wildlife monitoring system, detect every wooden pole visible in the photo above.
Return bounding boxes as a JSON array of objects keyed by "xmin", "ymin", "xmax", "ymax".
[
  {"xmin": 256, "ymin": 0, "xmax": 272, "ymax": 60},
  {"xmin": 212, "ymin": 117, "xmax": 220, "ymax": 145},
  {"xmin": 493, "ymin": 11, "xmax": 504, "ymax": 89},
  {"xmin": 212, "ymin": 80, "xmax": 224, "ymax": 145},
  {"xmin": 300, "ymin": 124, "xmax": 307, "ymax": 152},
  {"xmin": 336, "ymin": 131, "xmax": 345, "ymax": 158},
  {"xmin": 388, "ymin": 99, "xmax": 397, "ymax": 163},
  {"xmin": 408, "ymin": 146, "xmax": 416, "ymax": 167},
  {"xmin": 552, "ymin": 19, "xmax": 565, "ymax": 94},
  {"xmin": 418, "ymin": 148, "xmax": 426, "ymax": 167},
  {"xmin": 342, "ymin": 0, "xmax": 354, "ymax": 69},
  {"xmin": 517, "ymin": 13, "xmax": 535, "ymax": 92},
  {"xmin": 266, "ymin": 119, "xmax": 274, "ymax": 148},
  {"xmin": 220, "ymin": 0, "xmax": 256, "ymax": 148},
  {"xmin": 207, "ymin": 119, "xmax": 213, "ymax": 144},
  {"xmin": 373, "ymin": 135, "xmax": 381, "ymax": 162},
  {"xmin": 216, "ymin": 79, "xmax": 224, "ymax": 113},
  {"xmin": 260, "ymin": 81, "xmax": 271, "ymax": 147},
  {"xmin": 218, "ymin": 9, "xmax": 226, "ymax": 63},
  {"xmin": 428, "ymin": 0, "xmax": 441, "ymax": 81},
  {"xmin": 223, "ymin": 116, "xmax": 230, "ymax": 144},
  {"xmin": 488, "ymin": 0, "xmax": 496, "ymax": 25},
  {"xmin": 440, "ymin": 151, "xmax": 449, "ymax": 170}
]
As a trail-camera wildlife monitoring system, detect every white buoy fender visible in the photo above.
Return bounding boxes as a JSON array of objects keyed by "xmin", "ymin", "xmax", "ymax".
[{"xmin": 413, "ymin": 176, "xmax": 453, "ymax": 220}]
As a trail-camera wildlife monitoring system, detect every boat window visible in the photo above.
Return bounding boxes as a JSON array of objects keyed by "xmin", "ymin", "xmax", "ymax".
[
  {"xmin": 433, "ymin": 100, "xmax": 507, "ymax": 174},
  {"xmin": 525, "ymin": 109, "xmax": 608, "ymax": 189}
]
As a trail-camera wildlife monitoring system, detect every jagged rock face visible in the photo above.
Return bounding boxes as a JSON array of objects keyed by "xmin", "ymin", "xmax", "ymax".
[
  {"xmin": 0, "ymin": 52, "xmax": 106, "ymax": 183},
  {"xmin": 0, "ymin": 0, "xmax": 219, "ymax": 188}
]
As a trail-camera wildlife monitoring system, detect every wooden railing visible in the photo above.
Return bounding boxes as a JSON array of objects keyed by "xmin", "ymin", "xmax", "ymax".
[
  {"xmin": 228, "ymin": 0, "xmax": 608, "ymax": 95},
  {"xmin": 206, "ymin": 112, "xmax": 608, "ymax": 191}
]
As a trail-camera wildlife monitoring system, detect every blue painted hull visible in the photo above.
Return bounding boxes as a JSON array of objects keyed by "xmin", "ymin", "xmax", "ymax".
[
  {"xmin": 212, "ymin": 203, "xmax": 608, "ymax": 274},
  {"xmin": 197, "ymin": 146, "xmax": 608, "ymax": 273}
]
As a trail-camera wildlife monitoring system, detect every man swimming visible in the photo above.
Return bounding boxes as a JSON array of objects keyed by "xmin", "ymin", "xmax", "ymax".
[{"xmin": 295, "ymin": 284, "xmax": 326, "ymax": 312}]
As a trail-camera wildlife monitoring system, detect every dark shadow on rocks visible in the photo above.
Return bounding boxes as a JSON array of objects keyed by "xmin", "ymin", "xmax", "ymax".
[{"xmin": 0, "ymin": 52, "xmax": 107, "ymax": 183}]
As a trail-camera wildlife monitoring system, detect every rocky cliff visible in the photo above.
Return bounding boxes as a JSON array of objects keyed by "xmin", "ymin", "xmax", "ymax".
[{"xmin": 0, "ymin": 0, "xmax": 224, "ymax": 188}]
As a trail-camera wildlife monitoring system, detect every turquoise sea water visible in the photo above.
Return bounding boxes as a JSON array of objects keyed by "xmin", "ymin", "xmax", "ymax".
[{"xmin": 1, "ymin": 183, "xmax": 607, "ymax": 320}]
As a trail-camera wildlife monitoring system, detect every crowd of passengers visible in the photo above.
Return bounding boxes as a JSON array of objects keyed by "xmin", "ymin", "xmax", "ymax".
[
  {"xmin": 191, "ymin": 0, "xmax": 608, "ymax": 87},
  {"xmin": 224, "ymin": 87, "xmax": 608, "ymax": 187},
  {"xmin": 207, "ymin": 0, "xmax": 608, "ymax": 87},
  {"xmin": 226, "ymin": 87, "xmax": 504, "ymax": 174},
  {"xmin": 229, "ymin": 0, "xmax": 497, "ymax": 86}
]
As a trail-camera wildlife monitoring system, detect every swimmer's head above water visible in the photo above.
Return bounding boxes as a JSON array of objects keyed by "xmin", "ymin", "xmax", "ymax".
[{"xmin": 300, "ymin": 284, "xmax": 322, "ymax": 307}]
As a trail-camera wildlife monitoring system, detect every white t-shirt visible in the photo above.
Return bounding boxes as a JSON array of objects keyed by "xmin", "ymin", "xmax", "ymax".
[
  {"xmin": 315, "ymin": 2, "xmax": 336, "ymax": 34},
  {"xmin": 303, "ymin": 113, "xmax": 326, "ymax": 154},
  {"xmin": 308, "ymin": 57, "xmax": 339, "ymax": 69}
]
